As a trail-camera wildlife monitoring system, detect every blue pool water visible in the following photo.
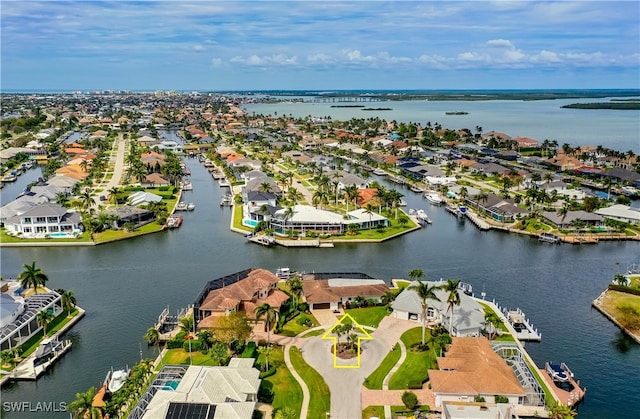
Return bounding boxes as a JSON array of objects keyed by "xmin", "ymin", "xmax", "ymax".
[
  {"xmin": 162, "ymin": 380, "xmax": 179, "ymax": 391},
  {"xmin": 244, "ymin": 219, "xmax": 258, "ymax": 227},
  {"xmin": 48, "ymin": 232, "xmax": 72, "ymax": 238}
]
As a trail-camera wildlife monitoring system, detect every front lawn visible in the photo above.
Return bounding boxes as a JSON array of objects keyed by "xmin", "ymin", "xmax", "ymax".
[
  {"xmin": 289, "ymin": 346, "xmax": 330, "ymax": 419},
  {"xmin": 388, "ymin": 327, "xmax": 437, "ymax": 390},
  {"xmin": 364, "ymin": 342, "xmax": 401, "ymax": 389},
  {"xmin": 345, "ymin": 306, "xmax": 390, "ymax": 328},
  {"xmin": 279, "ymin": 312, "xmax": 319, "ymax": 337},
  {"xmin": 0, "ymin": 228, "xmax": 93, "ymax": 244},
  {"xmin": 362, "ymin": 405, "xmax": 385, "ymax": 419},
  {"xmin": 260, "ymin": 346, "xmax": 303, "ymax": 417}
]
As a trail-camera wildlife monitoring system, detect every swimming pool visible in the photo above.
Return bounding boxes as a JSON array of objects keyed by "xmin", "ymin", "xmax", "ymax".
[
  {"xmin": 48, "ymin": 232, "xmax": 73, "ymax": 238},
  {"xmin": 243, "ymin": 219, "xmax": 258, "ymax": 227},
  {"xmin": 162, "ymin": 380, "xmax": 179, "ymax": 391}
]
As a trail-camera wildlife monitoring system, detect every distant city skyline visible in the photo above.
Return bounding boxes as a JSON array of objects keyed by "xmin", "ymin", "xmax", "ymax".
[{"xmin": 2, "ymin": 1, "xmax": 639, "ymax": 91}]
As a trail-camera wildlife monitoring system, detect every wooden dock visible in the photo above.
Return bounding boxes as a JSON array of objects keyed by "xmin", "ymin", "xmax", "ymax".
[
  {"xmin": 9, "ymin": 339, "xmax": 72, "ymax": 381},
  {"xmin": 504, "ymin": 308, "xmax": 542, "ymax": 342},
  {"xmin": 540, "ymin": 366, "xmax": 587, "ymax": 407}
]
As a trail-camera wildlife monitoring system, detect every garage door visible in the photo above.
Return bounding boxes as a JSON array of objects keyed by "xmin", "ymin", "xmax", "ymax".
[{"xmin": 312, "ymin": 303, "xmax": 331, "ymax": 310}]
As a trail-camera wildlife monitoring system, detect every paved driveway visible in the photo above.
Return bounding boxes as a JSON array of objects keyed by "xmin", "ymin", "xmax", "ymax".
[{"xmin": 301, "ymin": 334, "xmax": 390, "ymax": 419}]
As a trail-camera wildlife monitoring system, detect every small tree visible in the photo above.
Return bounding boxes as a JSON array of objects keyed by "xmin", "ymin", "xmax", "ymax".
[{"xmin": 401, "ymin": 390, "xmax": 418, "ymax": 410}]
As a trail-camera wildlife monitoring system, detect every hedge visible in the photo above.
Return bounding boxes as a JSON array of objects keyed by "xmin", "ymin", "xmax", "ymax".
[
  {"xmin": 241, "ymin": 342, "xmax": 257, "ymax": 358},
  {"xmin": 608, "ymin": 284, "xmax": 640, "ymax": 296},
  {"xmin": 259, "ymin": 366, "xmax": 277, "ymax": 379}
]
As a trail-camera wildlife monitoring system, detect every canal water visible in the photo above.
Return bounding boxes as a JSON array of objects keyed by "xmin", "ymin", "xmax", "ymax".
[{"xmin": 1, "ymin": 152, "xmax": 639, "ymax": 418}]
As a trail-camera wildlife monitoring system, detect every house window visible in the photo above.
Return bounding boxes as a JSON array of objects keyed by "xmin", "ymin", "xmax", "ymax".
[
  {"xmin": 47, "ymin": 217, "xmax": 58, "ymax": 223},
  {"xmin": 36, "ymin": 217, "xmax": 46, "ymax": 223},
  {"xmin": 23, "ymin": 217, "xmax": 32, "ymax": 223},
  {"xmin": 23, "ymin": 227, "xmax": 32, "ymax": 233},
  {"xmin": 49, "ymin": 226, "xmax": 59, "ymax": 232},
  {"xmin": 36, "ymin": 226, "xmax": 47, "ymax": 233}
]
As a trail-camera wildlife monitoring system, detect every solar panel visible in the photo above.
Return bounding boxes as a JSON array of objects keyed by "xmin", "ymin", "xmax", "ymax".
[{"xmin": 165, "ymin": 402, "xmax": 215, "ymax": 419}]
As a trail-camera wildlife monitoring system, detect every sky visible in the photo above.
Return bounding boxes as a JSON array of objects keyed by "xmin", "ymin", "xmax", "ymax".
[{"xmin": 1, "ymin": 0, "xmax": 639, "ymax": 91}]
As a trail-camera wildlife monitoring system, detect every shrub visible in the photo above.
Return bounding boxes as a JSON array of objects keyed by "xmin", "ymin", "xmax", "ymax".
[
  {"xmin": 158, "ymin": 186, "xmax": 170, "ymax": 191},
  {"xmin": 166, "ymin": 339, "xmax": 183, "ymax": 349},
  {"xmin": 474, "ymin": 396, "xmax": 486, "ymax": 402},
  {"xmin": 298, "ymin": 303, "xmax": 309, "ymax": 312},
  {"xmin": 494, "ymin": 395, "xmax": 509, "ymax": 404},
  {"xmin": 259, "ymin": 366, "xmax": 276, "ymax": 379},
  {"xmin": 296, "ymin": 316, "xmax": 312, "ymax": 327},
  {"xmin": 257, "ymin": 382, "xmax": 274, "ymax": 403},
  {"xmin": 401, "ymin": 391, "xmax": 418, "ymax": 410},
  {"xmin": 241, "ymin": 342, "xmax": 258, "ymax": 358},
  {"xmin": 183, "ymin": 340, "xmax": 203, "ymax": 352},
  {"xmin": 407, "ymin": 380, "xmax": 423, "ymax": 389},
  {"xmin": 175, "ymin": 330, "xmax": 187, "ymax": 341}
]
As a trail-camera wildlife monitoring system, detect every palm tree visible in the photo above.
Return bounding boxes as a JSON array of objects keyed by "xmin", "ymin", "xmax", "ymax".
[
  {"xmin": 108, "ymin": 186, "xmax": 121, "ymax": 208},
  {"xmin": 259, "ymin": 181, "xmax": 273, "ymax": 193},
  {"xmin": 459, "ymin": 186, "xmax": 468, "ymax": 201},
  {"xmin": 68, "ymin": 387, "xmax": 104, "ymax": 419},
  {"xmin": 312, "ymin": 189, "xmax": 329, "ymax": 209},
  {"xmin": 344, "ymin": 184, "xmax": 359, "ymax": 212},
  {"xmin": 36, "ymin": 309, "xmax": 55, "ymax": 336},
  {"xmin": 285, "ymin": 274, "xmax": 303, "ymax": 312},
  {"xmin": 178, "ymin": 314, "xmax": 194, "ymax": 335},
  {"xmin": 475, "ymin": 192, "xmax": 489, "ymax": 211},
  {"xmin": 79, "ymin": 190, "xmax": 94, "ymax": 211},
  {"xmin": 287, "ymin": 187, "xmax": 303, "ymax": 204},
  {"xmin": 283, "ymin": 206, "xmax": 295, "ymax": 235},
  {"xmin": 257, "ymin": 345, "xmax": 275, "ymax": 371},
  {"xmin": 408, "ymin": 280, "xmax": 442, "ymax": 344},
  {"xmin": 548, "ymin": 402, "xmax": 577, "ymax": 419},
  {"xmin": 408, "ymin": 268, "xmax": 424, "ymax": 282},
  {"xmin": 363, "ymin": 203, "xmax": 376, "ymax": 229},
  {"xmin": 56, "ymin": 191, "xmax": 69, "ymax": 207},
  {"xmin": 613, "ymin": 274, "xmax": 628, "ymax": 287},
  {"xmin": 144, "ymin": 327, "xmax": 160, "ymax": 346},
  {"xmin": 443, "ymin": 279, "xmax": 461, "ymax": 335},
  {"xmin": 57, "ymin": 289, "xmax": 77, "ymax": 315},
  {"xmin": 254, "ymin": 303, "xmax": 279, "ymax": 345},
  {"xmin": 484, "ymin": 312, "xmax": 503, "ymax": 340},
  {"xmin": 18, "ymin": 261, "xmax": 49, "ymax": 295}
]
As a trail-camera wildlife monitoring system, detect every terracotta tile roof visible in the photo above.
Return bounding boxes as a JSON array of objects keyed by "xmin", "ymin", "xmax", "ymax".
[
  {"xmin": 429, "ymin": 337, "xmax": 526, "ymax": 396},
  {"xmin": 302, "ymin": 279, "xmax": 388, "ymax": 304},
  {"xmin": 357, "ymin": 188, "xmax": 378, "ymax": 206},
  {"xmin": 199, "ymin": 268, "xmax": 283, "ymax": 312}
]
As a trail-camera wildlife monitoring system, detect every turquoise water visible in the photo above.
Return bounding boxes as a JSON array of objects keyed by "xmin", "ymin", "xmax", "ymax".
[
  {"xmin": 244, "ymin": 219, "xmax": 258, "ymax": 227},
  {"xmin": 48, "ymin": 232, "xmax": 73, "ymax": 238},
  {"xmin": 162, "ymin": 380, "xmax": 179, "ymax": 391}
]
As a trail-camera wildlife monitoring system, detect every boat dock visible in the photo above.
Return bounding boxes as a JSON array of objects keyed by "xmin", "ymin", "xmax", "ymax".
[
  {"xmin": 463, "ymin": 210, "xmax": 491, "ymax": 231},
  {"xmin": 9, "ymin": 339, "xmax": 73, "ymax": 381},
  {"xmin": 503, "ymin": 308, "xmax": 542, "ymax": 341},
  {"xmin": 154, "ymin": 306, "xmax": 192, "ymax": 341},
  {"xmin": 540, "ymin": 363, "xmax": 587, "ymax": 407}
]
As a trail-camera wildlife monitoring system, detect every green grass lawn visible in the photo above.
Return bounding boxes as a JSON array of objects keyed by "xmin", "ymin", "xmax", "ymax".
[
  {"xmin": 289, "ymin": 346, "xmax": 330, "ymax": 419},
  {"xmin": 364, "ymin": 343, "xmax": 401, "ymax": 389},
  {"xmin": 260, "ymin": 346, "xmax": 303, "ymax": 417},
  {"xmin": 299, "ymin": 328, "xmax": 326, "ymax": 338},
  {"xmin": 159, "ymin": 348, "xmax": 218, "ymax": 367},
  {"xmin": 362, "ymin": 405, "xmax": 385, "ymax": 419},
  {"xmin": 279, "ymin": 313, "xmax": 320, "ymax": 337},
  {"xmin": 345, "ymin": 306, "xmax": 390, "ymax": 328},
  {"xmin": 93, "ymin": 221, "xmax": 164, "ymax": 243},
  {"xmin": 0, "ymin": 228, "xmax": 93, "ymax": 243},
  {"xmin": 388, "ymin": 327, "xmax": 437, "ymax": 390},
  {"xmin": 232, "ymin": 204, "xmax": 252, "ymax": 232}
]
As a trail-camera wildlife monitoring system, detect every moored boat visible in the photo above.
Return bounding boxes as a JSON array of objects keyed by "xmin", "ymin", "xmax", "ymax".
[
  {"xmin": 373, "ymin": 168, "xmax": 387, "ymax": 176},
  {"xmin": 107, "ymin": 367, "xmax": 130, "ymax": 393},
  {"xmin": 187, "ymin": 203, "xmax": 195, "ymax": 211},
  {"xmin": 165, "ymin": 214, "xmax": 183, "ymax": 229},
  {"xmin": 425, "ymin": 191, "xmax": 443, "ymax": 205},
  {"xmin": 175, "ymin": 201, "xmax": 188, "ymax": 211},
  {"xmin": 539, "ymin": 232, "xmax": 560, "ymax": 244},
  {"xmin": 546, "ymin": 362, "xmax": 573, "ymax": 383}
]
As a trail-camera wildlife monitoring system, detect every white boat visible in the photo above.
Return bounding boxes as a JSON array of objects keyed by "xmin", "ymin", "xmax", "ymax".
[
  {"xmin": 416, "ymin": 209, "xmax": 432, "ymax": 224},
  {"xmin": 546, "ymin": 362, "xmax": 573, "ymax": 383},
  {"xmin": 275, "ymin": 267, "xmax": 293, "ymax": 279},
  {"xmin": 425, "ymin": 191, "xmax": 444, "ymax": 205},
  {"xmin": 108, "ymin": 367, "xmax": 130, "ymax": 393},
  {"xmin": 175, "ymin": 202, "xmax": 188, "ymax": 211},
  {"xmin": 539, "ymin": 232, "xmax": 560, "ymax": 244},
  {"xmin": 181, "ymin": 181, "xmax": 193, "ymax": 191},
  {"xmin": 187, "ymin": 203, "xmax": 195, "ymax": 211},
  {"xmin": 373, "ymin": 168, "xmax": 387, "ymax": 176}
]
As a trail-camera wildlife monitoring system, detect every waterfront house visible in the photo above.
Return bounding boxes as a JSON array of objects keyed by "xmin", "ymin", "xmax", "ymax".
[
  {"xmin": 465, "ymin": 194, "xmax": 529, "ymax": 222},
  {"xmin": 142, "ymin": 173, "xmax": 170, "ymax": 187},
  {"xmin": 442, "ymin": 401, "xmax": 517, "ymax": 419},
  {"xmin": 514, "ymin": 136, "xmax": 539, "ymax": 148},
  {"xmin": 195, "ymin": 268, "xmax": 289, "ymax": 329},
  {"xmin": 391, "ymin": 280, "xmax": 485, "ymax": 337},
  {"xmin": 127, "ymin": 191, "xmax": 163, "ymax": 206},
  {"xmin": 301, "ymin": 276, "xmax": 388, "ymax": 310},
  {"xmin": 595, "ymin": 204, "xmax": 640, "ymax": 225},
  {"xmin": 542, "ymin": 210, "xmax": 604, "ymax": 230},
  {"xmin": 3, "ymin": 203, "xmax": 83, "ymax": 238},
  {"xmin": 1, "ymin": 286, "xmax": 63, "ymax": 351},
  {"xmin": 429, "ymin": 337, "xmax": 526, "ymax": 408},
  {"xmin": 106, "ymin": 206, "xmax": 156, "ymax": 228},
  {"xmin": 131, "ymin": 360, "xmax": 260, "ymax": 419},
  {"xmin": 269, "ymin": 205, "xmax": 388, "ymax": 236}
]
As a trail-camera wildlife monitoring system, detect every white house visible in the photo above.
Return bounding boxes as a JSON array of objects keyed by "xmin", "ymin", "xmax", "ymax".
[
  {"xmin": 3, "ymin": 203, "xmax": 83, "ymax": 238},
  {"xmin": 595, "ymin": 204, "xmax": 640, "ymax": 225},
  {"xmin": 391, "ymin": 280, "xmax": 485, "ymax": 337}
]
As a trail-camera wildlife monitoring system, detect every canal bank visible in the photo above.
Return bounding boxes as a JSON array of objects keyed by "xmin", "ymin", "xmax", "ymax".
[{"xmin": 1, "ymin": 157, "xmax": 639, "ymax": 419}]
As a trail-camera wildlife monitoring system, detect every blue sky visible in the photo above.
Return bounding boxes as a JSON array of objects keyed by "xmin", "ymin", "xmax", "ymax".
[{"xmin": 2, "ymin": 1, "xmax": 639, "ymax": 91}]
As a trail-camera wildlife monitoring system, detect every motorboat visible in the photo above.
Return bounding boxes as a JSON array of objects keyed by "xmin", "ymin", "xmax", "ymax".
[
  {"xmin": 275, "ymin": 267, "xmax": 293, "ymax": 279},
  {"xmin": 175, "ymin": 201, "xmax": 188, "ymax": 211},
  {"xmin": 539, "ymin": 232, "xmax": 560, "ymax": 244},
  {"xmin": 546, "ymin": 362, "xmax": 573, "ymax": 383},
  {"xmin": 34, "ymin": 338, "xmax": 65, "ymax": 362},
  {"xmin": 187, "ymin": 203, "xmax": 195, "ymax": 211},
  {"xmin": 166, "ymin": 214, "xmax": 183, "ymax": 229},
  {"xmin": 108, "ymin": 367, "xmax": 130, "ymax": 393},
  {"xmin": 416, "ymin": 209, "xmax": 432, "ymax": 224},
  {"xmin": 373, "ymin": 168, "xmax": 387, "ymax": 176},
  {"xmin": 425, "ymin": 191, "xmax": 443, "ymax": 205},
  {"xmin": 458, "ymin": 282, "xmax": 473, "ymax": 296}
]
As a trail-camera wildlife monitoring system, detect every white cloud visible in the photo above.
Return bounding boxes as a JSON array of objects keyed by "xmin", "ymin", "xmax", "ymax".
[
  {"xmin": 229, "ymin": 54, "xmax": 298, "ymax": 66},
  {"xmin": 210, "ymin": 58, "xmax": 223, "ymax": 68},
  {"xmin": 486, "ymin": 39, "xmax": 515, "ymax": 48}
]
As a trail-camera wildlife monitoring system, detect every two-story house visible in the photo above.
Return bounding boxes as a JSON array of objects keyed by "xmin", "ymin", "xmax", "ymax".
[{"xmin": 4, "ymin": 203, "xmax": 83, "ymax": 238}]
